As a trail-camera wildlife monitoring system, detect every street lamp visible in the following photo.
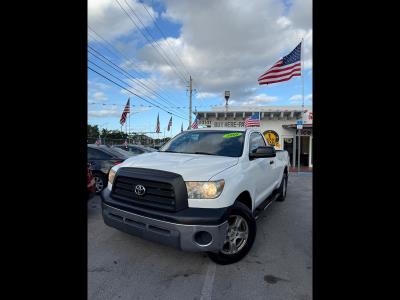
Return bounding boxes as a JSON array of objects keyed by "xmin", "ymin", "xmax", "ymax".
[{"xmin": 224, "ymin": 91, "xmax": 230, "ymax": 112}]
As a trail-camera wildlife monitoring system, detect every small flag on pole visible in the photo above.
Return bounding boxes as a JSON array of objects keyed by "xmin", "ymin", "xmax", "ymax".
[
  {"xmin": 120, "ymin": 98, "xmax": 130, "ymax": 125},
  {"xmin": 155, "ymin": 113, "xmax": 160, "ymax": 133},
  {"xmin": 167, "ymin": 116, "xmax": 172, "ymax": 131},
  {"xmin": 244, "ymin": 112, "xmax": 261, "ymax": 127},
  {"xmin": 191, "ymin": 114, "xmax": 199, "ymax": 129},
  {"xmin": 258, "ymin": 42, "xmax": 301, "ymax": 85},
  {"xmin": 181, "ymin": 123, "xmax": 183, "ymax": 132}
]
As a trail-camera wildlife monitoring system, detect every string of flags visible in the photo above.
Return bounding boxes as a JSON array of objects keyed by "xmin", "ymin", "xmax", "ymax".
[{"xmin": 88, "ymin": 102, "xmax": 220, "ymax": 109}]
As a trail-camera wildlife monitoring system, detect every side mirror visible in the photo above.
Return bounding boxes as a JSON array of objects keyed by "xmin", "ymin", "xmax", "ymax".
[{"xmin": 249, "ymin": 146, "xmax": 276, "ymax": 159}]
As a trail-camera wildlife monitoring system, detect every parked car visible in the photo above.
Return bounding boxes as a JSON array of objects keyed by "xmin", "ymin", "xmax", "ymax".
[
  {"xmin": 114, "ymin": 144, "xmax": 157, "ymax": 155},
  {"xmin": 87, "ymin": 144, "xmax": 131, "ymax": 193},
  {"xmin": 108, "ymin": 146, "xmax": 137, "ymax": 158},
  {"xmin": 87, "ymin": 163, "xmax": 96, "ymax": 198},
  {"xmin": 101, "ymin": 128, "xmax": 290, "ymax": 264}
]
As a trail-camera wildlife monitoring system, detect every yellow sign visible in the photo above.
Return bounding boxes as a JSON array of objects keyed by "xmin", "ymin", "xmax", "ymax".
[{"xmin": 263, "ymin": 130, "xmax": 280, "ymax": 148}]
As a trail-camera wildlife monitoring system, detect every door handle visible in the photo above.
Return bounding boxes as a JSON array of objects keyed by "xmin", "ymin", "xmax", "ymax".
[{"xmin": 270, "ymin": 160, "xmax": 274, "ymax": 164}]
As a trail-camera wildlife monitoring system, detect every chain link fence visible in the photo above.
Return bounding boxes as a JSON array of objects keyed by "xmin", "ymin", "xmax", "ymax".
[{"xmin": 87, "ymin": 136, "xmax": 171, "ymax": 147}]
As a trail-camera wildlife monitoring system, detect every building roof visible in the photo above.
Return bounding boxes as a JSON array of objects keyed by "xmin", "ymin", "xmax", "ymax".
[
  {"xmin": 188, "ymin": 127, "xmax": 247, "ymax": 132},
  {"xmin": 199, "ymin": 105, "xmax": 312, "ymax": 113}
]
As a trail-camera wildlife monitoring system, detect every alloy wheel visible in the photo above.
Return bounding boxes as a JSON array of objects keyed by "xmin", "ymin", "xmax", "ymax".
[{"xmin": 221, "ymin": 215, "xmax": 249, "ymax": 255}]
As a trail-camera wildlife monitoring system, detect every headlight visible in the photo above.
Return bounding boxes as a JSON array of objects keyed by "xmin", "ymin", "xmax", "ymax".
[
  {"xmin": 108, "ymin": 168, "xmax": 116, "ymax": 185},
  {"xmin": 185, "ymin": 180, "xmax": 225, "ymax": 199}
]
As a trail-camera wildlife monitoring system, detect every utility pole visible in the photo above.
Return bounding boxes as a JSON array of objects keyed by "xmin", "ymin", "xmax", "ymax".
[{"xmin": 189, "ymin": 75, "xmax": 193, "ymax": 128}]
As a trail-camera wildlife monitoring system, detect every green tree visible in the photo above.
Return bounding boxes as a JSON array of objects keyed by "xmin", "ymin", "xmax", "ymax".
[{"xmin": 88, "ymin": 124, "xmax": 99, "ymax": 138}]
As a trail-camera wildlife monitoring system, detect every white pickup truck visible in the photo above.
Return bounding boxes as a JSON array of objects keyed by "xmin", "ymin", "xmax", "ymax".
[{"xmin": 101, "ymin": 128, "xmax": 290, "ymax": 264}]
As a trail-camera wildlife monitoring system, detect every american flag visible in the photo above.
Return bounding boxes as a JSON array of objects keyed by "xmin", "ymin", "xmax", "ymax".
[
  {"xmin": 181, "ymin": 123, "xmax": 183, "ymax": 132},
  {"xmin": 167, "ymin": 116, "xmax": 172, "ymax": 131},
  {"xmin": 155, "ymin": 113, "xmax": 160, "ymax": 133},
  {"xmin": 191, "ymin": 114, "xmax": 199, "ymax": 129},
  {"xmin": 120, "ymin": 98, "xmax": 130, "ymax": 126},
  {"xmin": 258, "ymin": 42, "xmax": 301, "ymax": 85},
  {"xmin": 244, "ymin": 112, "xmax": 261, "ymax": 127}
]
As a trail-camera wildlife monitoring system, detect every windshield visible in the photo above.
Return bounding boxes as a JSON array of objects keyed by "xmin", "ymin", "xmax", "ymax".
[{"xmin": 160, "ymin": 130, "xmax": 245, "ymax": 157}]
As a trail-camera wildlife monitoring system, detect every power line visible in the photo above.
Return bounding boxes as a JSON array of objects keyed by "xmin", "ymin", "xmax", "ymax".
[
  {"xmin": 88, "ymin": 46, "xmax": 186, "ymax": 117},
  {"xmin": 89, "ymin": 9, "xmax": 206, "ymax": 117},
  {"xmin": 88, "ymin": 27, "xmax": 185, "ymax": 106},
  {"xmin": 88, "ymin": 58, "xmax": 151, "ymax": 98},
  {"xmin": 88, "ymin": 45, "xmax": 181, "ymax": 109},
  {"xmin": 88, "ymin": 65, "xmax": 188, "ymax": 121},
  {"xmin": 114, "ymin": 0, "xmax": 188, "ymax": 86},
  {"xmin": 88, "ymin": 59, "xmax": 187, "ymax": 119},
  {"xmin": 140, "ymin": 1, "xmax": 191, "ymax": 78},
  {"xmin": 122, "ymin": 0, "xmax": 189, "ymax": 82},
  {"xmin": 88, "ymin": 102, "xmax": 218, "ymax": 109}
]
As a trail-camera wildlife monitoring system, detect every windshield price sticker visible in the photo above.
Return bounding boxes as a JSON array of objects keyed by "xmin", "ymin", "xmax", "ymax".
[{"xmin": 223, "ymin": 132, "xmax": 242, "ymax": 138}]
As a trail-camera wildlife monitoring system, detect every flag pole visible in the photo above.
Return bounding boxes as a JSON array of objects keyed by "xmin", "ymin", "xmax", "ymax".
[
  {"xmin": 301, "ymin": 37, "xmax": 305, "ymax": 122},
  {"xmin": 298, "ymin": 37, "xmax": 305, "ymax": 173}
]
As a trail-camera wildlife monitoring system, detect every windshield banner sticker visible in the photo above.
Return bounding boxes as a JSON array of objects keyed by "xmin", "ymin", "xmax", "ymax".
[{"xmin": 223, "ymin": 132, "xmax": 242, "ymax": 138}]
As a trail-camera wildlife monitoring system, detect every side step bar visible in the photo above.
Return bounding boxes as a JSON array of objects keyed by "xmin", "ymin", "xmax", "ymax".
[{"xmin": 254, "ymin": 190, "xmax": 280, "ymax": 221}]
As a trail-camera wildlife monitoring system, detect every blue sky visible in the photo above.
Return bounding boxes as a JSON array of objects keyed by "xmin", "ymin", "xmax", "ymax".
[{"xmin": 88, "ymin": 0, "xmax": 312, "ymax": 138}]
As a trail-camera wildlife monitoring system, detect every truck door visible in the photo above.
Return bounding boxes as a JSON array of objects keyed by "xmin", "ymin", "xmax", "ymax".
[{"xmin": 248, "ymin": 132, "xmax": 276, "ymax": 206}]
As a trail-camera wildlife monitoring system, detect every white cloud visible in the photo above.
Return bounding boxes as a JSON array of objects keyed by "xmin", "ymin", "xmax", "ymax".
[
  {"xmin": 93, "ymin": 92, "xmax": 108, "ymax": 101},
  {"xmin": 289, "ymin": 93, "xmax": 312, "ymax": 104},
  {"xmin": 88, "ymin": 105, "xmax": 151, "ymax": 118},
  {"xmin": 88, "ymin": 107, "xmax": 121, "ymax": 118},
  {"xmin": 88, "ymin": 0, "xmax": 157, "ymax": 42},
  {"xmin": 196, "ymin": 92, "xmax": 218, "ymax": 99},
  {"xmin": 288, "ymin": 0, "xmax": 312, "ymax": 29},
  {"xmin": 88, "ymin": 80, "xmax": 112, "ymax": 103},
  {"xmin": 229, "ymin": 93, "xmax": 278, "ymax": 106},
  {"xmin": 289, "ymin": 94, "xmax": 302, "ymax": 101},
  {"xmin": 136, "ymin": 0, "xmax": 312, "ymax": 103},
  {"xmin": 88, "ymin": 80, "xmax": 111, "ymax": 90},
  {"xmin": 89, "ymin": 0, "xmax": 312, "ymax": 105},
  {"xmin": 247, "ymin": 94, "xmax": 279, "ymax": 104},
  {"xmin": 276, "ymin": 16, "xmax": 292, "ymax": 29}
]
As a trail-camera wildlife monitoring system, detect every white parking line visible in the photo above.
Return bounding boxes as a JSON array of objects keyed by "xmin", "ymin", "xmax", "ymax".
[{"xmin": 200, "ymin": 262, "xmax": 217, "ymax": 300}]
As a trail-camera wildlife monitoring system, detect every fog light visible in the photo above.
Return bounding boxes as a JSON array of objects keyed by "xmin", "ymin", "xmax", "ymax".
[{"xmin": 194, "ymin": 231, "xmax": 213, "ymax": 246}]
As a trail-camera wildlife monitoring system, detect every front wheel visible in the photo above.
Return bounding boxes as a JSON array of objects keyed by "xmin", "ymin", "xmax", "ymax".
[{"xmin": 207, "ymin": 202, "xmax": 256, "ymax": 265}]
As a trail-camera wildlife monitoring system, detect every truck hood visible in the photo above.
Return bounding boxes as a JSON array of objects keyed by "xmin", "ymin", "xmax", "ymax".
[{"xmin": 117, "ymin": 151, "xmax": 239, "ymax": 181}]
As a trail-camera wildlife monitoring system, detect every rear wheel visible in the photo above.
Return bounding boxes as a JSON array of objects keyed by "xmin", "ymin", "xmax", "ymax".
[
  {"xmin": 207, "ymin": 202, "xmax": 256, "ymax": 265},
  {"xmin": 93, "ymin": 172, "xmax": 107, "ymax": 194},
  {"xmin": 276, "ymin": 172, "xmax": 288, "ymax": 202}
]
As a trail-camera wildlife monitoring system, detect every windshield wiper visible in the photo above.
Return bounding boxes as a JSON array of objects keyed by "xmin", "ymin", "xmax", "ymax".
[{"xmin": 193, "ymin": 151, "xmax": 215, "ymax": 155}]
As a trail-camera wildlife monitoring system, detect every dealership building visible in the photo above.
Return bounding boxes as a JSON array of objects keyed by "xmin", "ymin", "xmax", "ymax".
[{"xmin": 195, "ymin": 106, "xmax": 313, "ymax": 168}]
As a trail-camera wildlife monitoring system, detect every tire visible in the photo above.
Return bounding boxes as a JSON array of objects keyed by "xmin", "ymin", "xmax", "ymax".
[
  {"xmin": 93, "ymin": 172, "xmax": 107, "ymax": 194},
  {"xmin": 207, "ymin": 202, "xmax": 256, "ymax": 265},
  {"xmin": 276, "ymin": 172, "xmax": 288, "ymax": 202}
]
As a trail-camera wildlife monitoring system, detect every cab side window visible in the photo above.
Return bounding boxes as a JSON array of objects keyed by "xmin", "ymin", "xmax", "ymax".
[{"xmin": 249, "ymin": 132, "xmax": 266, "ymax": 154}]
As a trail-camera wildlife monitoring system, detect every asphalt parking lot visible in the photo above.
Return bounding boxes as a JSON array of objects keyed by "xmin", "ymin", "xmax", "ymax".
[{"xmin": 88, "ymin": 173, "xmax": 312, "ymax": 300}]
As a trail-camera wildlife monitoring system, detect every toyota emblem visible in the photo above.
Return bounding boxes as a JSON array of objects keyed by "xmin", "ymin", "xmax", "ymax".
[{"xmin": 134, "ymin": 184, "xmax": 146, "ymax": 196}]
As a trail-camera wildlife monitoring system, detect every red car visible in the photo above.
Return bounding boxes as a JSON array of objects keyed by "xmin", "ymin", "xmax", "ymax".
[{"xmin": 87, "ymin": 163, "xmax": 96, "ymax": 197}]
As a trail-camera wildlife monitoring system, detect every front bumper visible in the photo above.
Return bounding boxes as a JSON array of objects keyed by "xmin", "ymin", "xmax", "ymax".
[{"xmin": 102, "ymin": 203, "xmax": 228, "ymax": 252}]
